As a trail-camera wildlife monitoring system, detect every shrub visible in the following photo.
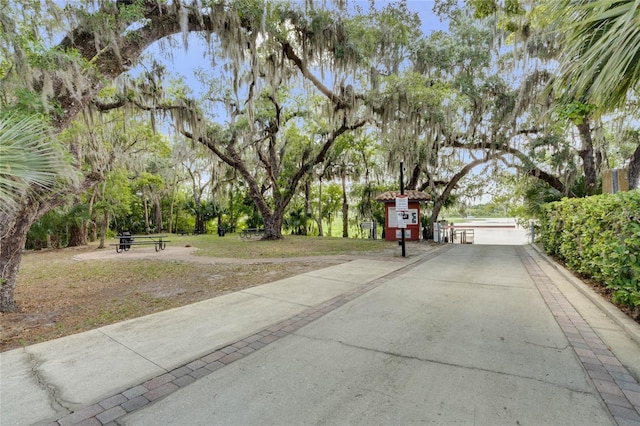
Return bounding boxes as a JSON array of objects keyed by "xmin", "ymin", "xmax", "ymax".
[{"xmin": 539, "ymin": 190, "xmax": 640, "ymax": 308}]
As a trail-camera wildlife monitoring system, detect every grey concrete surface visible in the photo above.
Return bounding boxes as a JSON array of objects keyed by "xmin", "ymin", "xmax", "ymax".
[
  {"xmin": 531, "ymin": 244, "xmax": 640, "ymax": 380},
  {"xmin": 3, "ymin": 244, "xmax": 639, "ymax": 426},
  {"xmin": 121, "ymin": 245, "xmax": 629, "ymax": 426},
  {"xmin": 0, "ymin": 259, "xmax": 404, "ymax": 425}
]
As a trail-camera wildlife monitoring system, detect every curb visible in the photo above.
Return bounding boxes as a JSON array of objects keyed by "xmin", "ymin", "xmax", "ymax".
[{"xmin": 529, "ymin": 243, "xmax": 640, "ymax": 347}]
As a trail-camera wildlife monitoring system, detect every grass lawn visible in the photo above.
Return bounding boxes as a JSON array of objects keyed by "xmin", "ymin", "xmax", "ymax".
[
  {"xmin": 1, "ymin": 234, "xmax": 402, "ymax": 351},
  {"xmin": 183, "ymin": 233, "xmax": 391, "ymax": 258}
]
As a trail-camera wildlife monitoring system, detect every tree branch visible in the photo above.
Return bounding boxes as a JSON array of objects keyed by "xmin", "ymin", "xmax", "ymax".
[
  {"xmin": 281, "ymin": 42, "xmax": 349, "ymax": 109},
  {"xmin": 451, "ymin": 140, "xmax": 576, "ymax": 196}
]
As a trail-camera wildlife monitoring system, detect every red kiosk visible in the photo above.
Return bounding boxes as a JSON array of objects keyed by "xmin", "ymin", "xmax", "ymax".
[{"xmin": 375, "ymin": 190, "xmax": 431, "ymax": 241}]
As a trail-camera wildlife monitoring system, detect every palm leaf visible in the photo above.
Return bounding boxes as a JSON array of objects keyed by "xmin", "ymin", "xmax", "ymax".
[
  {"xmin": 0, "ymin": 113, "xmax": 67, "ymax": 213},
  {"xmin": 554, "ymin": 0, "xmax": 640, "ymax": 110}
]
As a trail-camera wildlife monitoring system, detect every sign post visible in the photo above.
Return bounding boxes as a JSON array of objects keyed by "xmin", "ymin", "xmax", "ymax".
[{"xmin": 398, "ymin": 161, "xmax": 406, "ymax": 257}]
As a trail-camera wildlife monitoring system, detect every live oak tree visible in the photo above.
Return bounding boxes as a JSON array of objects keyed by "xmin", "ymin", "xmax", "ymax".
[
  {"xmin": 469, "ymin": 0, "xmax": 640, "ymax": 192},
  {"xmin": 0, "ymin": 0, "xmax": 418, "ymax": 311},
  {"xmin": 375, "ymin": 10, "xmax": 511, "ymax": 230},
  {"xmin": 0, "ymin": 0, "xmax": 354, "ymax": 311},
  {"xmin": 116, "ymin": 3, "xmax": 421, "ymax": 240},
  {"xmin": 0, "ymin": 0, "xmax": 225, "ymax": 311}
]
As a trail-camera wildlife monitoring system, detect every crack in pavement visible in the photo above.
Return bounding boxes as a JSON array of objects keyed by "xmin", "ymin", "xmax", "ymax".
[
  {"xmin": 25, "ymin": 349, "xmax": 72, "ymax": 415},
  {"xmin": 293, "ymin": 333, "xmax": 595, "ymax": 397},
  {"xmin": 237, "ymin": 290, "xmax": 314, "ymax": 308},
  {"xmin": 523, "ymin": 340, "xmax": 571, "ymax": 351},
  {"xmin": 402, "ymin": 276, "xmax": 536, "ymax": 290}
]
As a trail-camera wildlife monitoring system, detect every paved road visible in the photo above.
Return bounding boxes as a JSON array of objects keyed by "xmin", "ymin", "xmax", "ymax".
[
  {"xmin": 120, "ymin": 245, "xmax": 639, "ymax": 426},
  {"xmin": 3, "ymin": 243, "xmax": 639, "ymax": 425}
]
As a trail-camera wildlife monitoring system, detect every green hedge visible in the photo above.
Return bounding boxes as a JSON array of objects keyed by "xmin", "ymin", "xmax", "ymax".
[{"xmin": 539, "ymin": 190, "xmax": 640, "ymax": 308}]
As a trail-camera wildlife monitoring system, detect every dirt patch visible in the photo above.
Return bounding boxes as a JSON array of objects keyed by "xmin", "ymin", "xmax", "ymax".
[
  {"xmin": 0, "ymin": 247, "xmax": 348, "ymax": 352},
  {"xmin": 1, "ymin": 242, "xmax": 431, "ymax": 352}
]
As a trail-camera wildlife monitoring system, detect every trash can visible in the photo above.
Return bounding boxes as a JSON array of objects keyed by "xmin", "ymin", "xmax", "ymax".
[
  {"xmin": 218, "ymin": 226, "xmax": 225, "ymax": 237},
  {"xmin": 119, "ymin": 232, "xmax": 132, "ymax": 251}
]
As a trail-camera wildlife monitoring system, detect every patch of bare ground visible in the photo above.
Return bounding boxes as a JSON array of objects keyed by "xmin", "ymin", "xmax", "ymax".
[{"xmin": 0, "ymin": 246, "xmax": 346, "ymax": 351}]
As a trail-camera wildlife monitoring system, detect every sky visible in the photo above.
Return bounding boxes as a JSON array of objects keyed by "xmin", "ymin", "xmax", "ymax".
[
  {"xmin": 152, "ymin": 1, "xmax": 449, "ymax": 98},
  {"xmin": 370, "ymin": 0, "xmax": 448, "ymax": 33}
]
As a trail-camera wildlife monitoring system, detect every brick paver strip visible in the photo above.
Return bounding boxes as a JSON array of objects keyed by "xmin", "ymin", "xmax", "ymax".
[
  {"xmin": 517, "ymin": 247, "xmax": 640, "ymax": 425},
  {"xmin": 120, "ymin": 395, "xmax": 149, "ymax": 413},
  {"xmin": 98, "ymin": 394, "xmax": 127, "ymax": 410},
  {"xmin": 95, "ymin": 406, "xmax": 126, "ymax": 424},
  {"xmin": 49, "ymin": 245, "xmax": 450, "ymax": 425}
]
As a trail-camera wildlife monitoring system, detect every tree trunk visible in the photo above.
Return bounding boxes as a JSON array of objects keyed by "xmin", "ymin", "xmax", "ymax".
[
  {"xmin": 430, "ymin": 197, "xmax": 446, "ymax": 239},
  {"xmin": 88, "ymin": 191, "xmax": 97, "ymax": 242},
  {"xmin": 303, "ymin": 179, "xmax": 311, "ymax": 236},
  {"xmin": 0, "ymin": 202, "xmax": 41, "ymax": 312},
  {"xmin": 68, "ymin": 222, "xmax": 88, "ymax": 247},
  {"xmin": 168, "ymin": 203, "xmax": 174, "ymax": 234},
  {"xmin": 228, "ymin": 187, "xmax": 236, "ymax": 232},
  {"xmin": 576, "ymin": 117, "xmax": 598, "ymax": 195},
  {"xmin": 167, "ymin": 173, "xmax": 178, "ymax": 234},
  {"xmin": 317, "ymin": 178, "xmax": 323, "ymax": 237},
  {"xmin": 262, "ymin": 212, "xmax": 284, "ymax": 240},
  {"xmin": 154, "ymin": 197, "xmax": 163, "ymax": 233},
  {"xmin": 629, "ymin": 145, "xmax": 640, "ymax": 190},
  {"xmin": 195, "ymin": 213, "xmax": 204, "ymax": 234},
  {"xmin": 98, "ymin": 211, "xmax": 109, "ymax": 249},
  {"xmin": 341, "ymin": 174, "xmax": 349, "ymax": 238},
  {"xmin": 87, "ymin": 191, "xmax": 97, "ymax": 242},
  {"xmin": 407, "ymin": 163, "xmax": 421, "ymax": 190},
  {"xmin": 90, "ymin": 221, "xmax": 97, "ymax": 242},
  {"xmin": 142, "ymin": 188, "xmax": 150, "ymax": 234}
]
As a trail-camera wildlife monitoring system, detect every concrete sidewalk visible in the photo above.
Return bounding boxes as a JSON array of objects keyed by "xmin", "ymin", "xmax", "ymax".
[
  {"xmin": 1, "ymin": 255, "xmax": 419, "ymax": 425},
  {"xmin": 2, "ymin": 244, "xmax": 640, "ymax": 425}
]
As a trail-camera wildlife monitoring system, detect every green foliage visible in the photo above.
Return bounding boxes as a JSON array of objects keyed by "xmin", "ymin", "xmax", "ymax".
[
  {"xmin": 470, "ymin": 0, "xmax": 499, "ymax": 18},
  {"xmin": 504, "ymin": 0, "xmax": 526, "ymax": 15},
  {"xmin": 26, "ymin": 209, "xmax": 65, "ymax": 249},
  {"xmin": 0, "ymin": 112, "xmax": 72, "ymax": 213},
  {"xmin": 351, "ymin": 182, "xmax": 391, "ymax": 226},
  {"xmin": 553, "ymin": 0, "xmax": 640, "ymax": 112},
  {"xmin": 96, "ymin": 169, "xmax": 134, "ymax": 218},
  {"xmin": 539, "ymin": 190, "xmax": 640, "ymax": 307},
  {"xmin": 283, "ymin": 202, "xmax": 310, "ymax": 235},
  {"xmin": 556, "ymin": 101, "xmax": 596, "ymax": 124}
]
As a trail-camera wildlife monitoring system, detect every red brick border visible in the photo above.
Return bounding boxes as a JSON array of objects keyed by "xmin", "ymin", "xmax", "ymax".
[{"xmin": 517, "ymin": 247, "xmax": 640, "ymax": 425}]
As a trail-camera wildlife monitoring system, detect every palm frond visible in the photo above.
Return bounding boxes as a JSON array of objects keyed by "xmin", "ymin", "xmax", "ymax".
[
  {"xmin": 0, "ymin": 113, "xmax": 68, "ymax": 213},
  {"xmin": 554, "ymin": 0, "xmax": 640, "ymax": 110}
]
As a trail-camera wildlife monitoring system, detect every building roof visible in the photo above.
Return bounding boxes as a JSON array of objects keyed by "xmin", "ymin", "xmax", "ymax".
[{"xmin": 375, "ymin": 190, "xmax": 431, "ymax": 202}]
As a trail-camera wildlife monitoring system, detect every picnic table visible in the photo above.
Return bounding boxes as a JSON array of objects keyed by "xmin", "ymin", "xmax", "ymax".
[
  {"xmin": 111, "ymin": 233, "xmax": 170, "ymax": 253},
  {"xmin": 240, "ymin": 228, "xmax": 264, "ymax": 238}
]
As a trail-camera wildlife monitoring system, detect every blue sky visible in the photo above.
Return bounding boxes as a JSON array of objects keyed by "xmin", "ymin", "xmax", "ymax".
[
  {"xmin": 367, "ymin": 0, "xmax": 449, "ymax": 34},
  {"xmin": 149, "ymin": 1, "xmax": 449, "ymax": 98}
]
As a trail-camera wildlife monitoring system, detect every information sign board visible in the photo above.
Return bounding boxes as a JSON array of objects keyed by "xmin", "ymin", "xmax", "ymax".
[
  {"xmin": 396, "ymin": 211, "xmax": 407, "ymax": 228},
  {"xmin": 388, "ymin": 207, "xmax": 418, "ymax": 227},
  {"xmin": 395, "ymin": 195, "xmax": 409, "ymax": 211}
]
